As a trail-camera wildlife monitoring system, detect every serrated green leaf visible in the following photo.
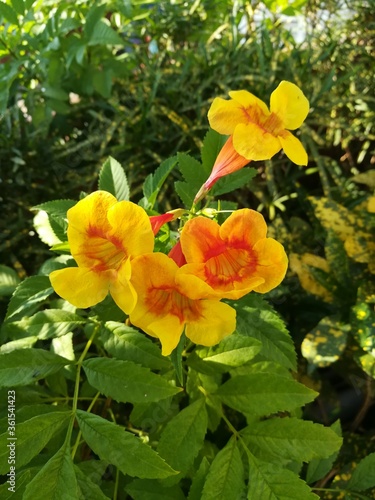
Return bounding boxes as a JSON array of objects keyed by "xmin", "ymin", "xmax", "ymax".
[
  {"xmin": 216, "ymin": 373, "xmax": 317, "ymax": 416},
  {"xmin": 196, "ymin": 333, "xmax": 262, "ymax": 371},
  {"xmin": 0, "ymin": 467, "xmax": 38, "ymax": 500},
  {"xmin": 0, "ymin": 265, "xmax": 20, "ymax": 296},
  {"xmin": 76, "ymin": 410, "xmax": 177, "ymax": 479},
  {"xmin": 8, "ymin": 309, "xmax": 85, "ymax": 340},
  {"xmin": 10, "ymin": 0, "xmax": 24, "ymax": 16},
  {"xmin": 99, "ymin": 322, "xmax": 169, "ymax": 370},
  {"xmin": 0, "ymin": 349, "xmax": 72, "ymax": 387},
  {"xmin": 175, "ymin": 153, "xmax": 208, "ymax": 207},
  {"xmin": 6, "ymin": 275, "xmax": 54, "ymax": 321},
  {"xmin": 142, "ymin": 156, "xmax": 178, "ymax": 209},
  {"xmin": 241, "ymin": 417, "xmax": 342, "ymax": 464},
  {"xmin": 212, "ymin": 167, "xmax": 257, "ymax": 197},
  {"xmin": 301, "ymin": 316, "xmax": 350, "ymax": 367},
  {"xmin": 23, "ymin": 441, "xmax": 79, "ymax": 500},
  {"xmin": 88, "ymin": 20, "xmax": 123, "ymax": 46},
  {"xmin": 74, "ymin": 465, "xmax": 110, "ymax": 500},
  {"xmin": 157, "ymin": 398, "xmax": 208, "ymax": 479},
  {"xmin": 188, "ymin": 457, "xmax": 211, "ymax": 500},
  {"xmin": 32, "ymin": 199, "xmax": 76, "ymax": 219},
  {"xmin": 175, "ymin": 180, "xmax": 195, "ymax": 208},
  {"xmin": 347, "ymin": 452, "xmax": 375, "ymax": 491},
  {"xmin": 0, "ymin": 412, "xmax": 71, "ymax": 474},
  {"xmin": 247, "ymin": 456, "xmax": 319, "ymax": 499},
  {"xmin": 84, "ymin": 3, "xmax": 107, "ymax": 38},
  {"xmin": 306, "ymin": 420, "xmax": 342, "ymax": 484},
  {"xmin": 82, "ymin": 358, "xmax": 181, "ymax": 403},
  {"xmin": 0, "ymin": 2, "xmax": 18, "ymax": 25},
  {"xmin": 125, "ymin": 479, "xmax": 185, "ymax": 500},
  {"xmin": 33, "ymin": 210, "xmax": 63, "ymax": 246},
  {"xmin": 201, "ymin": 129, "xmax": 227, "ymax": 174},
  {"xmin": 178, "ymin": 153, "xmax": 207, "ymax": 187},
  {"xmin": 234, "ymin": 294, "xmax": 297, "ymax": 370},
  {"xmin": 98, "ymin": 156, "xmax": 129, "ymax": 201},
  {"xmin": 201, "ymin": 438, "xmax": 245, "ymax": 500}
]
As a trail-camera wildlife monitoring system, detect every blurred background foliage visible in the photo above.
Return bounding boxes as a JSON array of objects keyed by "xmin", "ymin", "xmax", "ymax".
[{"xmin": 0, "ymin": 0, "xmax": 374, "ymax": 494}]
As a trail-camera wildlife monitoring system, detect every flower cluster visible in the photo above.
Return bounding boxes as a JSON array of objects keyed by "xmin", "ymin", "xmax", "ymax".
[{"xmin": 50, "ymin": 80, "xmax": 308, "ymax": 355}]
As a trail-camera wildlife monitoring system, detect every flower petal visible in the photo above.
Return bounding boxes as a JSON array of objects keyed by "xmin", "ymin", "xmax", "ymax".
[
  {"xmin": 67, "ymin": 191, "xmax": 118, "ymax": 268},
  {"xmin": 203, "ymin": 136, "xmax": 250, "ymax": 191},
  {"xmin": 180, "ymin": 216, "xmax": 222, "ymax": 263},
  {"xmin": 278, "ymin": 130, "xmax": 308, "ymax": 166},
  {"xmin": 252, "ymin": 238, "xmax": 288, "ymax": 293},
  {"xmin": 208, "ymin": 97, "xmax": 248, "ymax": 135},
  {"xmin": 233, "ymin": 122, "xmax": 282, "ymax": 160},
  {"xmin": 228, "ymin": 90, "xmax": 270, "ymax": 117},
  {"xmin": 109, "ymin": 258, "xmax": 138, "ymax": 314},
  {"xmin": 270, "ymin": 81, "xmax": 309, "ymax": 130},
  {"xmin": 221, "ymin": 209, "xmax": 267, "ymax": 248},
  {"xmin": 140, "ymin": 315, "xmax": 184, "ymax": 356},
  {"xmin": 107, "ymin": 201, "xmax": 154, "ymax": 256},
  {"xmin": 49, "ymin": 267, "xmax": 110, "ymax": 308},
  {"xmin": 185, "ymin": 300, "xmax": 236, "ymax": 346}
]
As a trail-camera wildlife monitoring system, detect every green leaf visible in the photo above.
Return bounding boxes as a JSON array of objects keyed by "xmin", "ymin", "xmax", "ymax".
[
  {"xmin": 76, "ymin": 410, "xmax": 177, "ymax": 479},
  {"xmin": 125, "ymin": 479, "xmax": 185, "ymax": 500},
  {"xmin": 188, "ymin": 457, "xmax": 211, "ymax": 500},
  {"xmin": 301, "ymin": 316, "xmax": 350, "ymax": 367},
  {"xmin": 170, "ymin": 333, "xmax": 185, "ymax": 386},
  {"xmin": 212, "ymin": 167, "xmax": 257, "ymax": 197},
  {"xmin": 347, "ymin": 452, "xmax": 375, "ymax": 491},
  {"xmin": 157, "ymin": 398, "xmax": 208, "ymax": 479},
  {"xmin": 6, "ymin": 276, "xmax": 54, "ymax": 321},
  {"xmin": 0, "ymin": 2, "xmax": 18, "ymax": 25},
  {"xmin": 33, "ymin": 209, "xmax": 63, "ymax": 246},
  {"xmin": 247, "ymin": 456, "xmax": 319, "ymax": 499},
  {"xmin": 215, "ymin": 373, "xmax": 317, "ymax": 416},
  {"xmin": 0, "ymin": 467, "xmax": 38, "ymax": 500},
  {"xmin": 99, "ymin": 322, "xmax": 169, "ymax": 370},
  {"xmin": 88, "ymin": 20, "xmax": 123, "ymax": 46},
  {"xmin": 82, "ymin": 358, "xmax": 182, "ymax": 403},
  {"xmin": 8, "ymin": 309, "xmax": 86, "ymax": 340},
  {"xmin": 10, "ymin": 0, "xmax": 24, "ymax": 16},
  {"xmin": 175, "ymin": 153, "xmax": 208, "ymax": 207},
  {"xmin": 201, "ymin": 438, "xmax": 245, "ymax": 500},
  {"xmin": 234, "ymin": 294, "xmax": 297, "ymax": 370},
  {"xmin": 0, "ymin": 412, "xmax": 71, "ymax": 474},
  {"xmin": 93, "ymin": 68, "xmax": 113, "ymax": 98},
  {"xmin": 23, "ymin": 441, "xmax": 79, "ymax": 500},
  {"xmin": 200, "ymin": 129, "xmax": 226, "ymax": 174},
  {"xmin": 74, "ymin": 465, "xmax": 110, "ymax": 500},
  {"xmin": 0, "ymin": 265, "xmax": 20, "ymax": 296},
  {"xmin": 196, "ymin": 333, "xmax": 262, "ymax": 371},
  {"xmin": 241, "ymin": 417, "xmax": 342, "ymax": 464},
  {"xmin": 142, "ymin": 156, "xmax": 178, "ymax": 209},
  {"xmin": 32, "ymin": 199, "xmax": 76, "ymax": 220},
  {"xmin": 306, "ymin": 420, "xmax": 342, "ymax": 484},
  {"xmin": 175, "ymin": 180, "xmax": 195, "ymax": 208},
  {"xmin": 84, "ymin": 3, "xmax": 107, "ymax": 39},
  {"xmin": 0, "ymin": 349, "xmax": 72, "ymax": 387},
  {"xmin": 98, "ymin": 156, "xmax": 129, "ymax": 201}
]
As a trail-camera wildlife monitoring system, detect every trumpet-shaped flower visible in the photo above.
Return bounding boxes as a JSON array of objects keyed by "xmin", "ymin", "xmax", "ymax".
[
  {"xmin": 149, "ymin": 209, "xmax": 186, "ymax": 235},
  {"xmin": 179, "ymin": 209, "xmax": 288, "ymax": 299},
  {"xmin": 195, "ymin": 81, "xmax": 309, "ymax": 201},
  {"xmin": 129, "ymin": 253, "xmax": 236, "ymax": 356},
  {"xmin": 49, "ymin": 191, "xmax": 154, "ymax": 313}
]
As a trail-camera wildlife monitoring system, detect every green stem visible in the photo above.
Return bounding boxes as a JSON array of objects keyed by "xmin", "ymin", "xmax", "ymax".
[
  {"xmin": 67, "ymin": 323, "xmax": 101, "ymax": 458},
  {"xmin": 70, "ymin": 391, "xmax": 101, "ymax": 460}
]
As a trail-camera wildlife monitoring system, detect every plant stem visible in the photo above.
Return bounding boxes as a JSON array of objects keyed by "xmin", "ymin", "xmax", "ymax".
[{"xmin": 67, "ymin": 323, "xmax": 101, "ymax": 458}]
